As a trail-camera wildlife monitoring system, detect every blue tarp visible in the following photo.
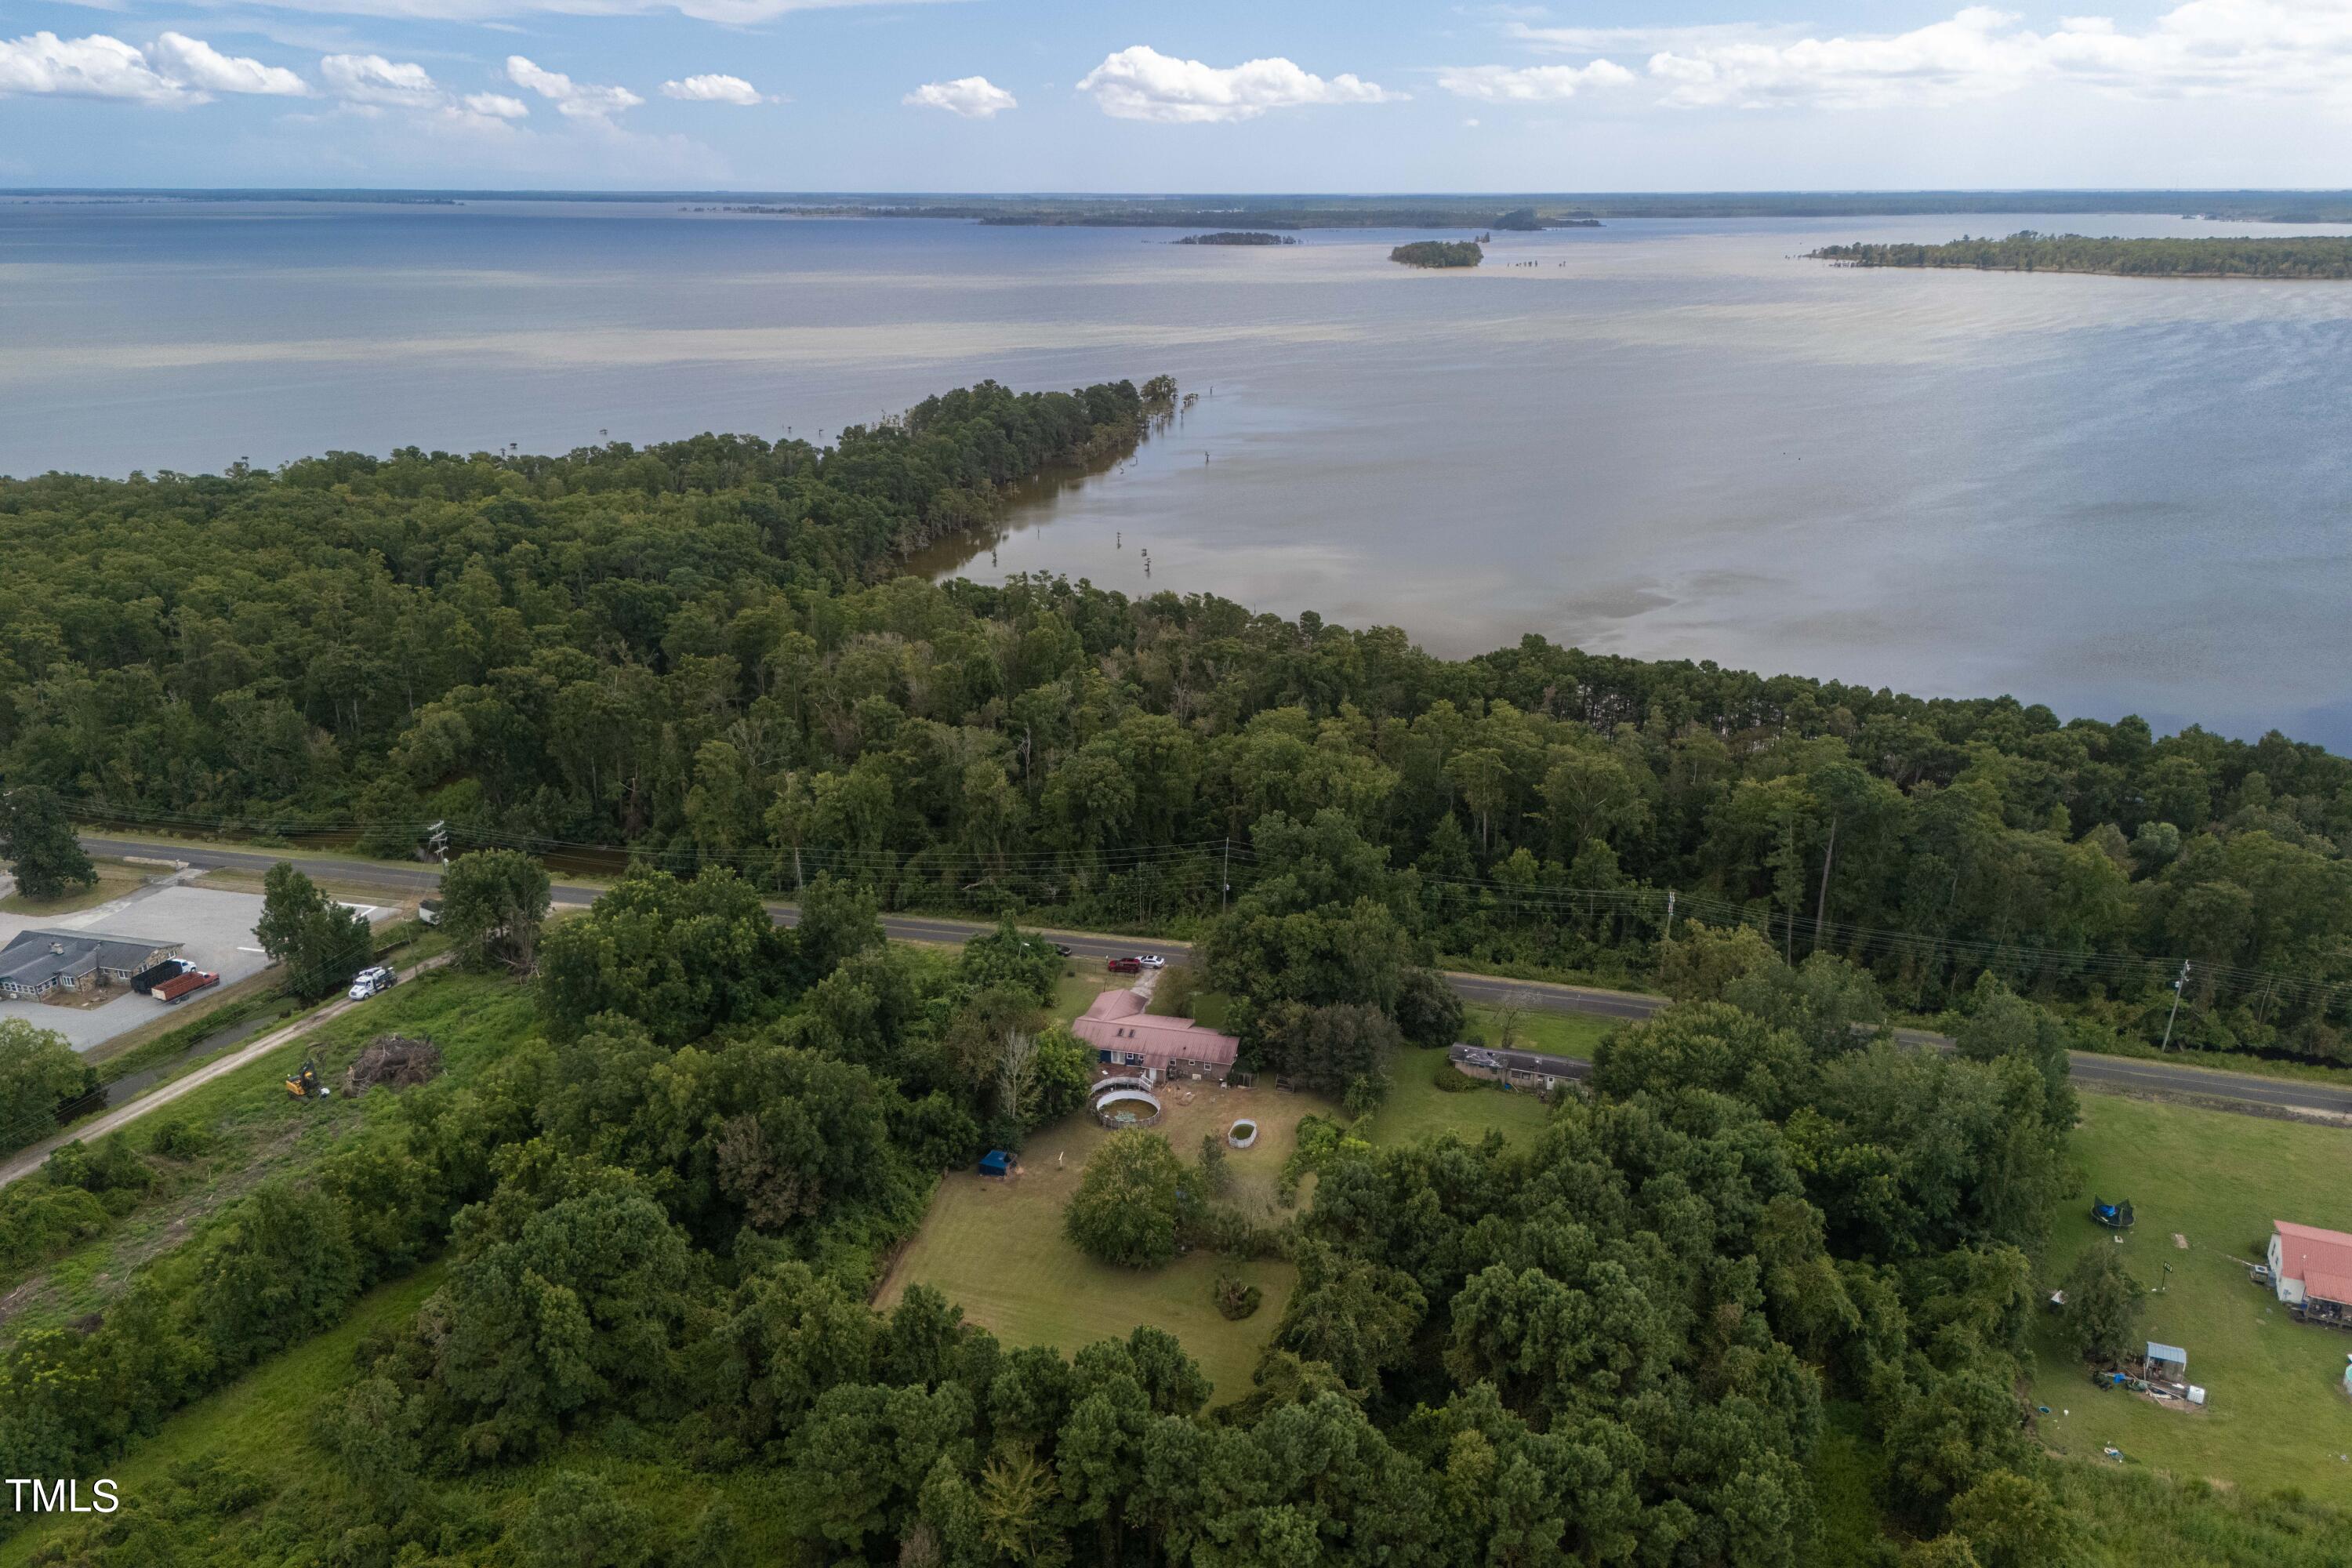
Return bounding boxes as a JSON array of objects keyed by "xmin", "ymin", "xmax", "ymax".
[{"xmin": 978, "ymin": 1150, "xmax": 1014, "ymax": 1177}]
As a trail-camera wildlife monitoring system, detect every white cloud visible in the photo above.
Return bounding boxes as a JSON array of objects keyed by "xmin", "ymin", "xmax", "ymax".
[
  {"xmin": 1641, "ymin": 3, "xmax": 2352, "ymax": 111},
  {"xmin": 321, "ymin": 52, "xmax": 440, "ymax": 108},
  {"xmin": 463, "ymin": 91, "xmax": 528, "ymax": 118},
  {"xmin": 169, "ymin": 0, "xmax": 939, "ymax": 25},
  {"xmin": 903, "ymin": 74, "xmax": 1015, "ymax": 118},
  {"xmin": 507, "ymin": 54, "xmax": 641, "ymax": 118},
  {"xmin": 662, "ymin": 73, "xmax": 771, "ymax": 106},
  {"xmin": 1078, "ymin": 44, "xmax": 1399, "ymax": 123},
  {"xmin": 150, "ymin": 31, "xmax": 310, "ymax": 96},
  {"xmin": 1438, "ymin": 60, "xmax": 1633, "ymax": 103},
  {"xmin": 0, "ymin": 31, "xmax": 193, "ymax": 104}
]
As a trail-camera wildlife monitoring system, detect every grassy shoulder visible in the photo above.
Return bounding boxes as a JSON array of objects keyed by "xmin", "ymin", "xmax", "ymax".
[{"xmin": 2027, "ymin": 1094, "xmax": 2352, "ymax": 1494}]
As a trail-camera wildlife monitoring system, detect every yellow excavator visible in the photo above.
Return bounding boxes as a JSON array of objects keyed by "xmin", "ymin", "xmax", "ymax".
[{"xmin": 285, "ymin": 1059, "xmax": 327, "ymax": 1102}]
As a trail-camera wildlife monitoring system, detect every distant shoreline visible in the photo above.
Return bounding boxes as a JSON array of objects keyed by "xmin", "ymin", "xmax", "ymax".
[{"xmin": 1812, "ymin": 231, "xmax": 2352, "ymax": 280}]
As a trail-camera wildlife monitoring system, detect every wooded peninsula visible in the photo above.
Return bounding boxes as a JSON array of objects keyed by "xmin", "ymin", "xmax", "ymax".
[{"xmin": 1811, "ymin": 231, "xmax": 2352, "ymax": 279}]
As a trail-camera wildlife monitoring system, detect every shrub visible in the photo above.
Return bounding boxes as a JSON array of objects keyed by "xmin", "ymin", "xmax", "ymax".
[
  {"xmin": 149, "ymin": 1118, "xmax": 220, "ymax": 1161},
  {"xmin": 1432, "ymin": 1060, "xmax": 1480, "ymax": 1093},
  {"xmin": 1392, "ymin": 967, "xmax": 1465, "ymax": 1050},
  {"xmin": 1064, "ymin": 1130, "xmax": 1189, "ymax": 1269},
  {"xmin": 1196, "ymin": 1134, "xmax": 1230, "ymax": 1196},
  {"xmin": 44, "ymin": 1133, "xmax": 155, "ymax": 1196},
  {"xmin": 1342, "ymin": 1073, "xmax": 1391, "ymax": 1119},
  {"xmin": 1214, "ymin": 1273, "xmax": 1263, "ymax": 1320}
]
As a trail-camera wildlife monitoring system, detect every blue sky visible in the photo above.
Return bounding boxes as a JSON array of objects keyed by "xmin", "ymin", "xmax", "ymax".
[{"xmin": 2, "ymin": 2, "xmax": 2344, "ymax": 190}]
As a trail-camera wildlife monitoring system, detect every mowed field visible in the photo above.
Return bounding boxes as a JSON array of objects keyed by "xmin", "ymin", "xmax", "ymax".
[
  {"xmin": 2028, "ymin": 1094, "xmax": 2352, "ymax": 1493},
  {"xmin": 877, "ymin": 1074, "xmax": 1314, "ymax": 1397}
]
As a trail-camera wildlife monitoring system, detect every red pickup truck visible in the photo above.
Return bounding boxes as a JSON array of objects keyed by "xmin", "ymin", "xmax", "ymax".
[{"xmin": 153, "ymin": 966, "xmax": 221, "ymax": 1004}]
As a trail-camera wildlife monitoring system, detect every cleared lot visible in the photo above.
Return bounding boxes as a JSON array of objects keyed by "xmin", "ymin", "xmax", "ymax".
[{"xmin": 0, "ymin": 884, "xmax": 372, "ymax": 1052}]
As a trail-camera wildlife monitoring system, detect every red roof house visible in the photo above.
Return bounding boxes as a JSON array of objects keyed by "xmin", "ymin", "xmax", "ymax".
[
  {"xmin": 2268, "ymin": 1221, "xmax": 2352, "ymax": 1310},
  {"xmin": 1071, "ymin": 987, "xmax": 1240, "ymax": 1081}
]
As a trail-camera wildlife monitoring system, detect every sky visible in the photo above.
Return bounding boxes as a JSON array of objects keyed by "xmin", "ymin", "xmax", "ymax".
[{"xmin": 4, "ymin": 2, "xmax": 2351, "ymax": 191}]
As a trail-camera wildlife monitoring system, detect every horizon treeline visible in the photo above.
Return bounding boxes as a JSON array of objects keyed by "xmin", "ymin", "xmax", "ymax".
[{"xmin": 5, "ymin": 374, "xmax": 2351, "ymax": 1059}]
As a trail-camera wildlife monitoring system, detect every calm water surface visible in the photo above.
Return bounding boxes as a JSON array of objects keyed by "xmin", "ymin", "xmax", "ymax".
[{"xmin": 4, "ymin": 199, "xmax": 2347, "ymax": 746}]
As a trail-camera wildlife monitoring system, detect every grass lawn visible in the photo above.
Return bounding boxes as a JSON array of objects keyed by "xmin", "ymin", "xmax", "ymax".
[
  {"xmin": 1359, "ymin": 1048, "xmax": 1555, "ymax": 1147},
  {"xmin": 877, "ymin": 1077, "xmax": 1334, "ymax": 1400},
  {"xmin": 0, "ymin": 858, "xmax": 151, "ymax": 916},
  {"xmin": 2027, "ymin": 1094, "xmax": 2352, "ymax": 1493},
  {"xmin": 1470, "ymin": 1005, "xmax": 1616, "ymax": 1059}
]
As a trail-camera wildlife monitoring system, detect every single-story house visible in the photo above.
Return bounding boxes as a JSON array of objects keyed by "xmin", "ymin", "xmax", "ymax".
[
  {"xmin": 1073, "ymin": 987, "xmax": 1240, "ymax": 1083},
  {"xmin": 2268, "ymin": 1220, "xmax": 2352, "ymax": 1317},
  {"xmin": 0, "ymin": 930, "xmax": 183, "ymax": 1000},
  {"xmin": 1449, "ymin": 1041, "xmax": 1588, "ymax": 1095}
]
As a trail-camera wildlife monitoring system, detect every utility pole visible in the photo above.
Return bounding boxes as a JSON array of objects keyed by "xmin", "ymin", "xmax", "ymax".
[
  {"xmin": 1221, "ymin": 838, "xmax": 1230, "ymax": 915},
  {"xmin": 426, "ymin": 820, "xmax": 448, "ymax": 866},
  {"xmin": 1663, "ymin": 889, "xmax": 1676, "ymax": 942},
  {"xmin": 2159, "ymin": 960, "xmax": 2191, "ymax": 1051}
]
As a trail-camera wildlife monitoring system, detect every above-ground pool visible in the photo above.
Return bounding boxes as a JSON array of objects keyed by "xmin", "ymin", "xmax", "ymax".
[
  {"xmin": 1093, "ymin": 1087, "xmax": 1163, "ymax": 1127},
  {"xmin": 1228, "ymin": 1120, "xmax": 1258, "ymax": 1149}
]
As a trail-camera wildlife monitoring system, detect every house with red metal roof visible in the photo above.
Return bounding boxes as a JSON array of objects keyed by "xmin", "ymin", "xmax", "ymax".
[
  {"xmin": 2267, "ymin": 1220, "xmax": 2352, "ymax": 1323},
  {"xmin": 1071, "ymin": 986, "xmax": 1240, "ymax": 1083}
]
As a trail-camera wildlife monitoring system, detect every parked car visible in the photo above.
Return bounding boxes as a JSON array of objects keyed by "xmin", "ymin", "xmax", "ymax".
[
  {"xmin": 1106, "ymin": 956, "xmax": 1144, "ymax": 975},
  {"xmin": 348, "ymin": 965, "xmax": 397, "ymax": 1000},
  {"xmin": 1053, "ymin": 943, "xmax": 1074, "ymax": 957},
  {"xmin": 153, "ymin": 966, "xmax": 220, "ymax": 1004},
  {"xmin": 1138, "ymin": 954, "xmax": 1167, "ymax": 969}
]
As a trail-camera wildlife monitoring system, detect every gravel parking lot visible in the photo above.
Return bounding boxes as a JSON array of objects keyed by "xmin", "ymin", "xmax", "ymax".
[{"xmin": 0, "ymin": 882, "xmax": 381, "ymax": 1052}]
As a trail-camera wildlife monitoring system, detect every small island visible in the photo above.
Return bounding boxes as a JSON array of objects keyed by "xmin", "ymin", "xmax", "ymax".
[
  {"xmin": 1810, "ymin": 230, "xmax": 2352, "ymax": 280},
  {"xmin": 1390, "ymin": 240, "xmax": 1483, "ymax": 269},
  {"xmin": 1172, "ymin": 231, "xmax": 1297, "ymax": 246}
]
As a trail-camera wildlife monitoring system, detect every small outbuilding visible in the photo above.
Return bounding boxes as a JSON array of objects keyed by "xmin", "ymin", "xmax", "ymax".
[
  {"xmin": 2143, "ymin": 1341, "xmax": 2188, "ymax": 1381},
  {"xmin": 978, "ymin": 1149, "xmax": 1015, "ymax": 1178}
]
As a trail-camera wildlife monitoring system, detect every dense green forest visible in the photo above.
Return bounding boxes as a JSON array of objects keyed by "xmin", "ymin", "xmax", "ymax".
[
  {"xmin": 8, "ymin": 373, "xmax": 2352, "ymax": 1061},
  {"xmin": 1388, "ymin": 241, "xmax": 1484, "ymax": 269},
  {"xmin": 7, "ymin": 866, "xmax": 2345, "ymax": 1564},
  {"xmin": 1810, "ymin": 231, "xmax": 2352, "ymax": 279}
]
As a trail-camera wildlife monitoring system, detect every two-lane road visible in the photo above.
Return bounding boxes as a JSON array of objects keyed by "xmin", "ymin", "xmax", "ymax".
[{"xmin": 76, "ymin": 835, "xmax": 2352, "ymax": 1124}]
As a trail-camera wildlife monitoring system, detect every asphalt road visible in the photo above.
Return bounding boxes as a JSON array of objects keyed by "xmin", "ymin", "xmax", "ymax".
[{"xmin": 77, "ymin": 835, "xmax": 2352, "ymax": 1124}]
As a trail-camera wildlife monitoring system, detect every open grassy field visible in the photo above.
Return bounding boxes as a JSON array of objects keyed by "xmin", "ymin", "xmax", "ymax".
[
  {"xmin": 877, "ymin": 1075, "xmax": 1326, "ymax": 1399},
  {"xmin": 2027, "ymin": 1094, "xmax": 2352, "ymax": 1494}
]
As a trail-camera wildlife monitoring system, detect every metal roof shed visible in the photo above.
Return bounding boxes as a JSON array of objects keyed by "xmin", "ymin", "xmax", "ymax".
[{"xmin": 2146, "ymin": 1341, "xmax": 2187, "ymax": 1370}]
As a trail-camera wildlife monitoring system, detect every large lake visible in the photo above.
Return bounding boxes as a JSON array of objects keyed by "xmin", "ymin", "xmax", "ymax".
[{"xmin": 4, "ymin": 199, "xmax": 2347, "ymax": 746}]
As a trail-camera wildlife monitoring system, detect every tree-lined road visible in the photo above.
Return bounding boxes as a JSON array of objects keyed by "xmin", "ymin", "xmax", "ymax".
[{"xmin": 74, "ymin": 835, "xmax": 2352, "ymax": 1124}]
